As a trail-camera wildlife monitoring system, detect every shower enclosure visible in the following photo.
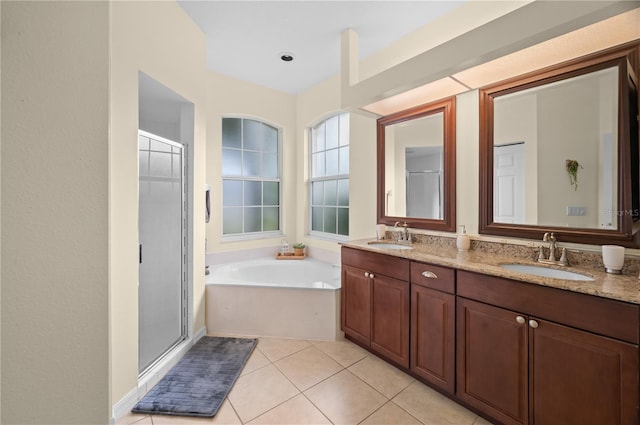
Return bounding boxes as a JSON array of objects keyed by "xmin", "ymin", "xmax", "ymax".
[
  {"xmin": 138, "ymin": 130, "xmax": 187, "ymax": 374},
  {"xmin": 406, "ymin": 170, "xmax": 442, "ymax": 219}
]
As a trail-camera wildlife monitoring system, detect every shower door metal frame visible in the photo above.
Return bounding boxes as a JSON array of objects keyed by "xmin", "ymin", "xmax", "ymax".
[{"xmin": 138, "ymin": 130, "xmax": 188, "ymax": 376}]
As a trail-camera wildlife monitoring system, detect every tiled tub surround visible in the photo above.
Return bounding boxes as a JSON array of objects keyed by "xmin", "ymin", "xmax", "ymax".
[
  {"xmin": 361, "ymin": 234, "xmax": 640, "ymax": 304},
  {"xmin": 205, "ymin": 258, "xmax": 341, "ymax": 341}
]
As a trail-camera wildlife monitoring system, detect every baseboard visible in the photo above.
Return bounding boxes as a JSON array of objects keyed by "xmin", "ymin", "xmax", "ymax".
[
  {"xmin": 193, "ymin": 326, "xmax": 206, "ymax": 341},
  {"xmin": 111, "ymin": 386, "xmax": 138, "ymax": 424},
  {"xmin": 111, "ymin": 327, "xmax": 206, "ymax": 423}
]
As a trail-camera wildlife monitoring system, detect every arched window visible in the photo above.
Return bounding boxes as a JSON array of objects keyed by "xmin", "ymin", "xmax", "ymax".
[{"xmin": 310, "ymin": 113, "xmax": 349, "ymax": 237}]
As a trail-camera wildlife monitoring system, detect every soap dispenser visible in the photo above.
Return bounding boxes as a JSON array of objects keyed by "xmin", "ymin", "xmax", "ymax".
[{"xmin": 457, "ymin": 225, "xmax": 470, "ymax": 252}]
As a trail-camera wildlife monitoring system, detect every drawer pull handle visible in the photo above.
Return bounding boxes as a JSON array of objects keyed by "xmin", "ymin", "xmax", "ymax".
[
  {"xmin": 529, "ymin": 320, "xmax": 539, "ymax": 329},
  {"xmin": 516, "ymin": 316, "xmax": 525, "ymax": 324},
  {"xmin": 421, "ymin": 271, "xmax": 438, "ymax": 279}
]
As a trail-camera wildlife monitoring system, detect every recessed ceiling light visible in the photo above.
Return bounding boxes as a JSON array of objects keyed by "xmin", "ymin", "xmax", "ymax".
[{"xmin": 280, "ymin": 53, "xmax": 295, "ymax": 62}]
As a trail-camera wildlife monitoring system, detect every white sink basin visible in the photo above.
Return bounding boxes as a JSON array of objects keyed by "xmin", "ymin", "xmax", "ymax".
[
  {"xmin": 500, "ymin": 263, "xmax": 594, "ymax": 281},
  {"xmin": 367, "ymin": 242, "xmax": 414, "ymax": 250}
]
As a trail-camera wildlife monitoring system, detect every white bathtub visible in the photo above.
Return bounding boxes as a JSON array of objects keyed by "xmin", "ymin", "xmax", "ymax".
[{"xmin": 205, "ymin": 258, "xmax": 342, "ymax": 341}]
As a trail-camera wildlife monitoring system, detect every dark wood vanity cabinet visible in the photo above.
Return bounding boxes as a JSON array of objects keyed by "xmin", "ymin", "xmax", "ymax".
[
  {"xmin": 341, "ymin": 263, "xmax": 372, "ymax": 346},
  {"xmin": 530, "ymin": 318, "xmax": 637, "ymax": 425},
  {"xmin": 341, "ymin": 247, "xmax": 410, "ymax": 367},
  {"xmin": 341, "ymin": 246, "xmax": 639, "ymax": 424},
  {"xmin": 410, "ymin": 261, "xmax": 455, "ymax": 394},
  {"xmin": 456, "ymin": 297, "xmax": 529, "ymax": 425},
  {"xmin": 457, "ymin": 270, "xmax": 639, "ymax": 425}
]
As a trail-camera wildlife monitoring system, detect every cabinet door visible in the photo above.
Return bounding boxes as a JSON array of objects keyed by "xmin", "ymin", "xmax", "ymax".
[
  {"xmin": 341, "ymin": 264, "xmax": 372, "ymax": 346},
  {"xmin": 457, "ymin": 298, "xmax": 528, "ymax": 425},
  {"xmin": 371, "ymin": 274, "xmax": 410, "ymax": 367},
  {"xmin": 530, "ymin": 318, "xmax": 639, "ymax": 425},
  {"xmin": 411, "ymin": 285, "xmax": 455, "ymax": 394}
]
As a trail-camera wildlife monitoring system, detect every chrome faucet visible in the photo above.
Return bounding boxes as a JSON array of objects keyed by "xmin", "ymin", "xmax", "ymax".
[
  {"xmin": 544, "ymin": 232, "xmax": 557, "ymax": 261},
  {"xmin": 394, "ymin": 221, "xmax": 411, "ymax": 243},
  {"xmin": 538, "ymin": 232, "xmax": 568, "ymax": 266}
]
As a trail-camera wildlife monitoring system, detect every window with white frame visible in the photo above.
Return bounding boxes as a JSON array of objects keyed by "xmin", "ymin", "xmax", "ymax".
[
  {"xmin": 222, "ymin": 117, "xmax": 280, "ymax": 237},
  {"xmin": 310, "ymin": 113, "xmax": 349, "ymax": 237}
]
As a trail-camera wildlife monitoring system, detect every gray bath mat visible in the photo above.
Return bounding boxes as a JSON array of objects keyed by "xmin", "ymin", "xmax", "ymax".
[{"xmin": 132, "ymin": 336, "xmax": 257, "ymax": 417}]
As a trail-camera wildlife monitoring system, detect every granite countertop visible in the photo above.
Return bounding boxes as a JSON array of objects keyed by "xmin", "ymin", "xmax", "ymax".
[{"xmin": 341, "ymin": 239, "xmax": 640, "ymax": 305}]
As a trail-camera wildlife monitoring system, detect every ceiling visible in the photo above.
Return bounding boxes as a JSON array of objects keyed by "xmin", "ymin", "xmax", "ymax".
[{"xmin": 177, "ymin": 0, "xmax": 466, "ymax": 94}]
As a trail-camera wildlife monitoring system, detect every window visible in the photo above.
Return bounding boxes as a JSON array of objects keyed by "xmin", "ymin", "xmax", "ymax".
[
  {"xmin": 222, "ymin": 117, "xmax": 280, "ymax": 237},
  {"xmin": 310, "ymin": 113, "xmax": 349, "ymax": 237}
]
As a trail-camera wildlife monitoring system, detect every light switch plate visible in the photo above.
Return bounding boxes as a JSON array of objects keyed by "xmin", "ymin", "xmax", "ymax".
[{"xmin": 567, "ymin": 206, "xmax": 586, "ymax": 216}]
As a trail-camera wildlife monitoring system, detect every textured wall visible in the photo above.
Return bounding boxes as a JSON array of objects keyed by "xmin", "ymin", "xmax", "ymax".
[{"xmin": 1, "ymin": 1, "xmax": 110, "ymax": 423}]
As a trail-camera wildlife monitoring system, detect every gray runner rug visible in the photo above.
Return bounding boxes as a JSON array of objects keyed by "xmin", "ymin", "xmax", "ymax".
[{"xmin": 132, "ymin": 336, "xmax": 257, "ymax": 417}]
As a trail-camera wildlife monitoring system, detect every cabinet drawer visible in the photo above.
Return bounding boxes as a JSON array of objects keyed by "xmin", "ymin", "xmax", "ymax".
[
  {"xmin": 342, "ymin": 246, "xmax": 410, "ymax": 281},
  {"xmin": 411, "ymin": 262, "xmax": 455, "ymax": 294},
  {"xmin": 457, "ymin": 270, "xmax": 639, "ymax": 344}
]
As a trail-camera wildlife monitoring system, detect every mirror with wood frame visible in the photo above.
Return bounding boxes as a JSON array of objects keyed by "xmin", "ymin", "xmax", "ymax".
[
  {"xmin": 377, "ymin": 97, "xmax": 456, "ymax": 232},
  {"xmin": 479, "ymin": 42, "xmax": 640, "ymax": 246}
]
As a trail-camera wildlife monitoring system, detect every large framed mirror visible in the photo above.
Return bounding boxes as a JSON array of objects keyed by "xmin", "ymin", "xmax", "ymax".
[
  {"xmin": 479, "ymin": 42, "xmax": 640, "ymax": 246},
  {"xmin": 377, "ymin": 97, "xmax": 456, "ymax": 232}
]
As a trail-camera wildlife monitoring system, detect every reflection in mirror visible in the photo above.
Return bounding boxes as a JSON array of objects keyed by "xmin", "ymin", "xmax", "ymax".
[
  {"xmin": 385, "ymin": 114, "xmax": 443, "ymax": 219},
  {"xmin": 377, "ymin": 97, "xmax": 456, "ymax": 232},
  {"xmin": 493, "ymin": 67, "xmax": 619, "ymax": 229},
  {"xmin": 480, "ymin": 43, "xmax": 640, "ymax": 246}
]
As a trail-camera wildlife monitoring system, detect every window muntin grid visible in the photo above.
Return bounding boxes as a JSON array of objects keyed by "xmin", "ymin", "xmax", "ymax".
[
  {"xmin": 310, "ymin": 114, "xmax": 349, "ymax": 237},
  {"xmin": 222, "ymin": 117, "xmax": 281, "ymax": 236}
]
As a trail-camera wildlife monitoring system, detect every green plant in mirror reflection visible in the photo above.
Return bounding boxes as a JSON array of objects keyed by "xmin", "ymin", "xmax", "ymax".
[{"xmin": 566, "ymin": 159, "xmax": 583, "ymax": 191}]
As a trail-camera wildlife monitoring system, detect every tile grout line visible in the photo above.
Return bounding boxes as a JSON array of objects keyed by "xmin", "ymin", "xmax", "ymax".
[
  {"xmin": 267, "ymin": 343, "xmax": 345, "ymax": 424},
  {"xmin": 226, "ymin": 397, "xmax": 244, "ymax": 424},
  {"xmin": 290, "ymin": 343, "xmax": 419, "ymax": 424},
  {"xmin": 388, "ymin": 399, "xmax": 429, "ymax": 425},
  {"xmin": 342, "ymin": 362, "xmax": 427, "ymax": 424},
  {"xmin": 300, "ymin": 392, "xmax": 336, "ymax": 425},
  {"xmin": 239, "ymin": 338, "xmax": 322, "ymax": 424},
  {"xmin": 253, "ymin": 339, "xmax": 381, "ymax": 424}
]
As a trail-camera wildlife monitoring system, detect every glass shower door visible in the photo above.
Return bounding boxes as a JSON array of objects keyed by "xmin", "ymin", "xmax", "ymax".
[{"xmin": 138, "ymin": 131, "xmax": 186, "ymax": 374}]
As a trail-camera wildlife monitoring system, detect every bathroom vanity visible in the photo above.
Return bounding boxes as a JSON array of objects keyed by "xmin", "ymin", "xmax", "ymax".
[{"xmin": 340, "ymin": 241, "xmax": 640, "ymax": 425}]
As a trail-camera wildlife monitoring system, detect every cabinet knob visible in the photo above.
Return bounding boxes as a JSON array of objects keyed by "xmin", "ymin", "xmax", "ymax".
[
  {"xmin": 369, "ymin": 273, "xmax": 375, "ymax": 279},
  {"xmin": 516, "ymin": 316, "xmax": 525, "ymax": 324},
  {"xmin": 529, "ymin": 320, "xmax": 539, "ymax": 328},
  {"xmin": 364, "ymin": 272, "xmax": 370, "ymax": 278},
  {"xmin": 421, "ymin": 271, "xmax": 438, "ymax": 279}
]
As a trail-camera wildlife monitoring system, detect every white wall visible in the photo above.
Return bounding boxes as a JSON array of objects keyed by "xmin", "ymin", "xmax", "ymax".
[
  {"xmin": 456, "ymin": 90, "xmax": 480, "ymax": 234},
  {"xmin": 1, "ymin": 2, "xmax": 110, "ymax": 423},
  {"xmin": 537, "ymin": 81, "xmax": 601, "ymax": 228},
  {"xmin": 1, "ymin": 2, "xmax": 3, "ymax": 420},
  {"xmin": 109, "ymin": 0, "xmax": 207, "ymax": 413},
  {"xmin": 347, "ymin": 111, "xmax": 378, "ymax": 241}
]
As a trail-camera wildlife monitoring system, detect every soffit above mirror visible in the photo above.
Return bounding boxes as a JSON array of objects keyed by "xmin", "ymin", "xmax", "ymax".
[{"xmin": 360, "ymin": 6, "xmax": 640, "ymax": 116}]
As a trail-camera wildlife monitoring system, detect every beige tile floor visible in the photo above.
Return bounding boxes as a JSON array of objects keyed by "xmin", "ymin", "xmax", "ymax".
[{"xmin": 117, "ymin": 336, "xmax": 494, "ymax": 425}]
